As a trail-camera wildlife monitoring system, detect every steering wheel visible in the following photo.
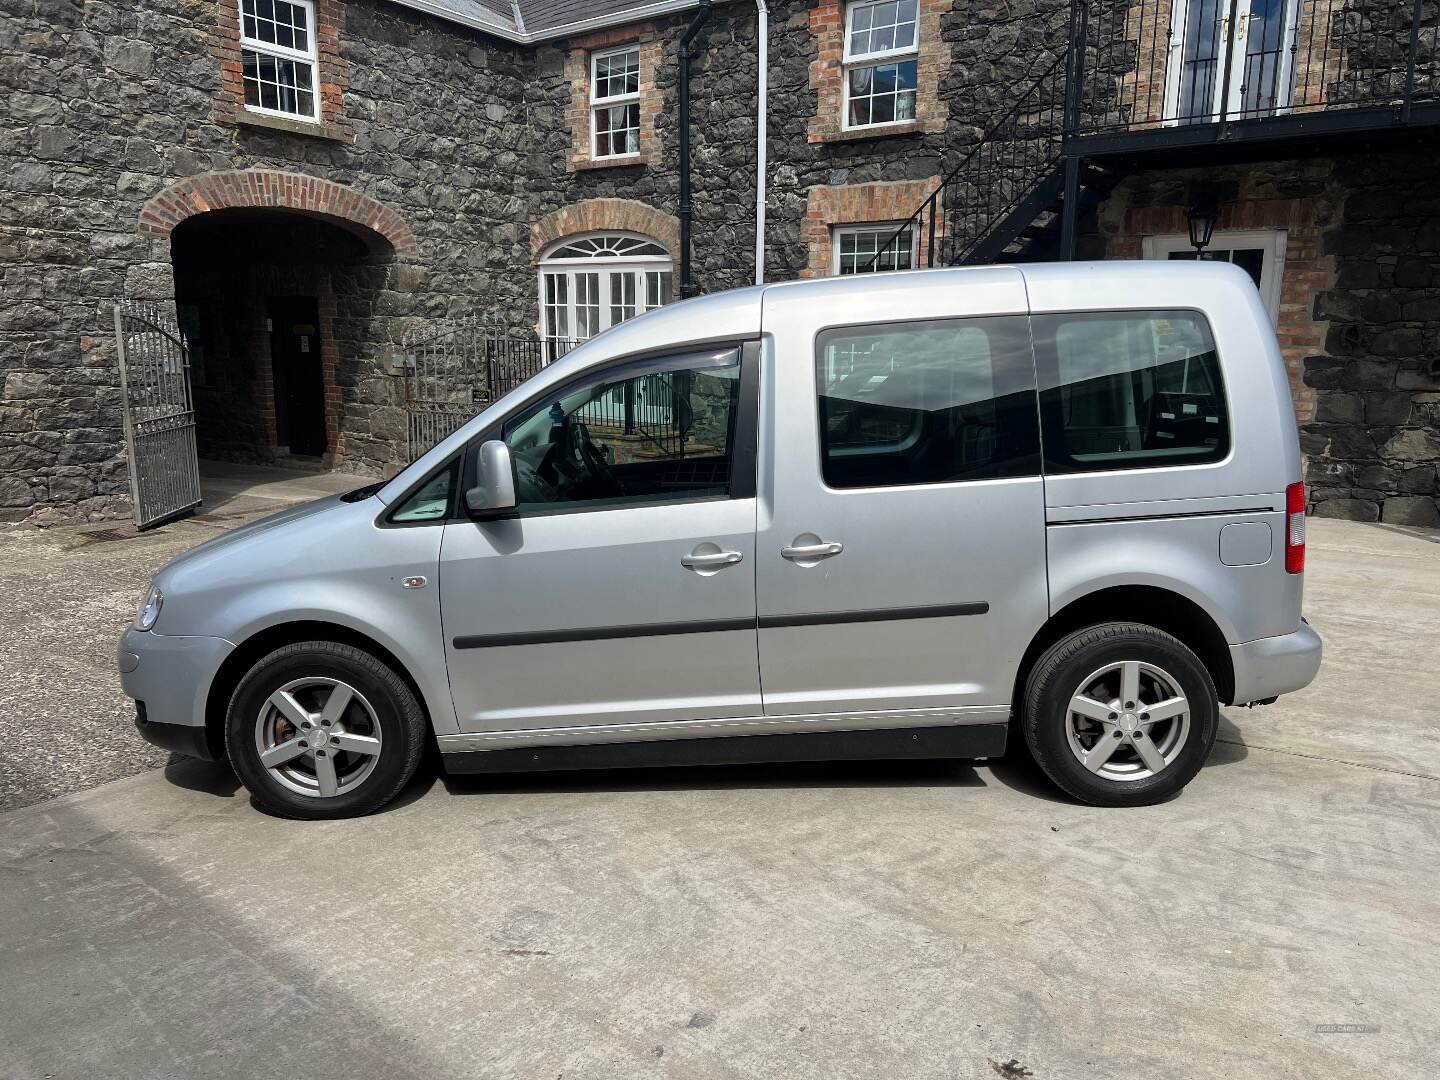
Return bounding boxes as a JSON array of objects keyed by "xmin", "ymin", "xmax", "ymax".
[{"xmin": 569, "ymin": 420, "xmax": 623, "ymax": 497}]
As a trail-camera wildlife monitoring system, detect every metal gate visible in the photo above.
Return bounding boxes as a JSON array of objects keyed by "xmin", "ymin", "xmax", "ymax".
[
  {"xmin": 113, "ymin": 301, "xmax": 202, "ymax": 529},
  {"xmin": 401, "ymin": 321, "xmax": 572, "ymax": 460}
]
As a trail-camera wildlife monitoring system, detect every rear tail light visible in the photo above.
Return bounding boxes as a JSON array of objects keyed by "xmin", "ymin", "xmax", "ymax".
[{"xmin": 1285, "ymin": 482, "xmax": 1306, "ymax": 574}]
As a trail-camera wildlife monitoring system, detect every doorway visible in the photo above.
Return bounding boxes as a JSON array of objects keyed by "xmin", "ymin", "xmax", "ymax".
[
  {"xmin": 1165, "ymin": 0, "xmax": 1299, "ymax": 122},
  {"xmin": 1141, "ymin": 229, "xmax": 1287, "ymax": 325},
  {"xmin": 269, "ymin": 298, "xmax": 327, "ymax": 458}
]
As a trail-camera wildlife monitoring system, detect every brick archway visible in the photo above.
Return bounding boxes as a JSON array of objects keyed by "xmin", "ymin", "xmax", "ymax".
[
  {"xmin": 531, "ymin": 198, "xmax": 680, "ymax": 257},
  {"xmin": 138, "ymin": 169, "xmax": 418, "ymax": 257}
]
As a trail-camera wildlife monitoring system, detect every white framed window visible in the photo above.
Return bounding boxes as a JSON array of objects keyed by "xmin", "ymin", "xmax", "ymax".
[
  {"xmin": 1141, "ymin": 229, "xmax": 1287, "ymax": 326},
  {"xmin": 591, "ymin": 46, "xmax": 642, "ymax": 159},
  {"xmin": 539, "ymin": 233, "xmax": 673, "ymax": 360},
  {"xmin": 239, "ymin": 0, "xmax": 320, "ymax": 122},
  {"xmin": 833, "ymin": 224, "xmax": 916, "ymax": 275},
  {"xmin": 843, "ymin": 0, "xmax": 919, "ymax": 130}
]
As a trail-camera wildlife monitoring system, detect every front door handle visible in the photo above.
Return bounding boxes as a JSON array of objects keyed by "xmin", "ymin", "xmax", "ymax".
[
  {"xmin": 682, "ymin": 549, "xmax": 744, "ymax": 571},
  {"xmin": 781, "ymin": 540, "xmax": 844, "ymax": 561}
]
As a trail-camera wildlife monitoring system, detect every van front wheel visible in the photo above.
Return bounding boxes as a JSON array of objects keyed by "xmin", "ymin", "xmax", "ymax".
[
  {"xmin": 225, "ymin": 641, "xmax": 427, "ymax": 819},
  {"xmin": 1022, "ymin": 623, "xmax": 1218, "ymax": 807}
]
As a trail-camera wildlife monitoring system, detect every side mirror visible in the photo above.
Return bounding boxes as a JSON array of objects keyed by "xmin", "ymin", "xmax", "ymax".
[{"xmin": 464, "ymin": 439, "xmax": 517, "ymax": 519}]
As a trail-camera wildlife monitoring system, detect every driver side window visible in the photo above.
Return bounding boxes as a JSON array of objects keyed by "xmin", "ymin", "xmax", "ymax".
[{"xmin": 501, "ymin": 348, "xmax": 745, "ymax": 514}]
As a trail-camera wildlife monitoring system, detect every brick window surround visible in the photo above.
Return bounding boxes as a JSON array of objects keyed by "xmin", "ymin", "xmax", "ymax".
[
  {"xmin": 563, "ymin": 27, "xmax": 663, "ymax": 171},
  {"xmin": 212, "ymin": 0, "xmax": 353, "ymax": 142},
  {"xmin": 801, "ymin": 178, "xmax": 942, "ymax": 277},
  {"xmin": 1109, "ymin": 199, "xmax": 1330, "ymax": 422},
  {"xmin": 808, "ymin": 0, "xmax": 951, "ymax": 144}
]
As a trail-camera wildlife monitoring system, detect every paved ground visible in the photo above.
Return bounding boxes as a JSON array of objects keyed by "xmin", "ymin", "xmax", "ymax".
[
  {"xmin": 0, "ymin": 513, "xmax": 1437, "ymax": 1078},
  {"xmin": 0, "ymin": 463, "xmax": 369, "ymax": 812}
]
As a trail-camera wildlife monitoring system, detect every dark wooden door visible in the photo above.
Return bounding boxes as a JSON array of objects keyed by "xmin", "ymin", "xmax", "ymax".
[{"xmin": 268, "ymin": 298, "xmax": 327, "ymax": 457}]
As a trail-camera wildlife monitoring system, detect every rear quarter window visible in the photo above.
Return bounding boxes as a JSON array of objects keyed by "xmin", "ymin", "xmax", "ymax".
[{"xmin": 1031, "ymin": 310, "xmax": 1229, "ymax": 474}]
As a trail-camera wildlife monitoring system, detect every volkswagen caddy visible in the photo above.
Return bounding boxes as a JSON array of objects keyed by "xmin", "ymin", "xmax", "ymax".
[{"xmin": 119, "ymin": 262, "xmax": 1322, "ymax": 818}]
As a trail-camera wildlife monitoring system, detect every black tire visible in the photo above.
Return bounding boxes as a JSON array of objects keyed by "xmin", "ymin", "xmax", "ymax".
[
  {"xmin": 1021, "ymin": 622, "xmax": 1218, "ymax": 807},
  {"xmin": 225, "ymin": 641, "xmax": 427, "ymax": 819}
]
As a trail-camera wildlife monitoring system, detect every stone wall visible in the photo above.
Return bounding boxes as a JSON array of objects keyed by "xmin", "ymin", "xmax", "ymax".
[
  {"xmin": 1090, "ymin": 149, "xmax": 1440, "ymax": 525},
  {"xmin": 1304, "ymin": 152, "xmax": 1440, "ymax": 526},
  {"xmin": 0, "ymin": 0, "xmax": 538, "ymax": 522}
]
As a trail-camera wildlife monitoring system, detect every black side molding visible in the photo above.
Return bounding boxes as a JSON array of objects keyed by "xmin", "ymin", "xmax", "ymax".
[
  {"xmin": 452, "ymin": 602, "xmax": 988, "ymax": 649},
  {"xmin": 453, "ymin": 617, "xmax": 756, "ymax": 650},
  {"xmin": 440, "ymin": 723, "xmax": 1009, "ymax": 775},
  {"xmin": 759, "ymin": 602, "xmax": 988, "ymax": 629}
]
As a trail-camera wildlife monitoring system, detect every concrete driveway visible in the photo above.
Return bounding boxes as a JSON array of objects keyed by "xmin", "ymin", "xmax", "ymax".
[{"xmin": 1, "ymin": 518, "xmax": 1437, "ymax": 1079}]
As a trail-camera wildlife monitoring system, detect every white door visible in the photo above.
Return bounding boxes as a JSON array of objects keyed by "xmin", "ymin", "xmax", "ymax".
[
  {"xmin": 1166, "ymin": 0, "xmax": 1299, "ymax": 122},
  {"xmin": 1142, "ymin": 230, "xmax": 1287, "ymax": 326}
]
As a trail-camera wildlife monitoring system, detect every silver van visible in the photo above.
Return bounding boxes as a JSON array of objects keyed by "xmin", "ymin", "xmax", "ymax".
[{"xmin": 119, "ymin": 262, "xmax": 1321, "ymax": 818}]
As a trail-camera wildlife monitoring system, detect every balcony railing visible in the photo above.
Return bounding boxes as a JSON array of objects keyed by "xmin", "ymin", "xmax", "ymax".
[{"xmin": 1074, "ymin": 0, "xmax": 1439, "ymax": 136}]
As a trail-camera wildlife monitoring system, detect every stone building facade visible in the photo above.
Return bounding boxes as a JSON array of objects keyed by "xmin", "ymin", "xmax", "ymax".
[{"xmin": 1, "ymin": 0, "xmax": 1437, "ymax": 525}]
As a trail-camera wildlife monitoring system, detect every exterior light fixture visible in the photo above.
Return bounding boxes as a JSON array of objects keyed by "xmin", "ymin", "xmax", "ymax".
[{"xmin": 1186, "ymin": 201, "xmax": 1220, "ymax": 256}]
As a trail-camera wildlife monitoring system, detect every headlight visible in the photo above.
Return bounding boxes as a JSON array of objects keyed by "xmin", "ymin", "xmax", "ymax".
[{"xmin": 135, "ymin": 584, "xmax": 163, "ymax": 631}]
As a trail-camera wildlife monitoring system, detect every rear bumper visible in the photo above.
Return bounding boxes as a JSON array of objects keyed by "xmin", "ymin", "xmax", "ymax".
[
  {"xmin": 1228, "ymin": 620, "xmax": 1323, "ymax": 705},
  {"xmin": 119, "ymin": 627, "xmax": 234, "ymax": 760}
]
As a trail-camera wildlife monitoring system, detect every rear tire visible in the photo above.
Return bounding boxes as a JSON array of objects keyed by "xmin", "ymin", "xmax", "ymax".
[
  {"xmin": 1022, "ymin": 622, "xmax": 1218, "ymax": 807},
  {"xmin": 225, "ymin": 641, "xmax": 427, "ymax": 820}
]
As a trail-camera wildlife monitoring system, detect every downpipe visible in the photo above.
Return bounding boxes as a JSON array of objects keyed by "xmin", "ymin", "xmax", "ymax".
[
  {"xmin": 677, "ymin": 0, "xmax": 714, "ymax": 299},
  {"xmin": 754, "ymin": 0, "xmax": 769, "ymax": 284}
]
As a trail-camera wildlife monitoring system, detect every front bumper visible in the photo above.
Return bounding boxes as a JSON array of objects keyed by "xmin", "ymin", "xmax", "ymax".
[
  {"xmin": 1228, "ymin": 620, "xmax": 1323, "ymax": 705},
  {"xmin": 118, "ymin": 627, "xmax": 235, "ymax": 760}
]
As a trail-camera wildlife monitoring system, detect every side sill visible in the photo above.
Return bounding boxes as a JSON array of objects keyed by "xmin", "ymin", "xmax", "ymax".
[{"xmin": 440, "ymin": 723, "xmax": 1009, "ymax": 775}]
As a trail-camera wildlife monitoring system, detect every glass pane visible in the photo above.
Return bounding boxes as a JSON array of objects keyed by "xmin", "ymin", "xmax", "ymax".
[
  {"xmin": 1034, "ymin": 310, "xmax": 1229, "ymax": 473},
  {"xmin": 816, "ymin": 317, "xmax": 1040, "ymax": 488},
  {"xmin": 391, "ymin": 461, "xmax": 456, "ymax": 522},
  {"xmin": 503, "ymin": 350, "xmax": 743, "ymax": 512}
]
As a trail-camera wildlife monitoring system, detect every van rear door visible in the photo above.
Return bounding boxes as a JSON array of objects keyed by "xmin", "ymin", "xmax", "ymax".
[{"xmin": 754, "ymin": 269, "xmax": 1048, "ymax": 723}]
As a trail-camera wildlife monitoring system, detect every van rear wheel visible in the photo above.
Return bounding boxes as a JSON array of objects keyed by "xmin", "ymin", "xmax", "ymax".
[
  {"xmin": 1022, "ymin": 623, "xmax": 1218, "ymax": 807},
  {"xmin": 225, "ymin": 641, "xmax": 427, "ymax": 819}
]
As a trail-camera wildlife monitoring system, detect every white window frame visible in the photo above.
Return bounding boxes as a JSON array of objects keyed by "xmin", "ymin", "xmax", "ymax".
[
  {"xmin": 538, "ymin": 232, "xmax": 673, "ymax": 360},
  {"xmin": 1141, "ymin": 229, "xmax": 1287, "ymax": 326},
  {"xmin": 238, "ymin": 0, "xmax": 321, "ymax": 123},
  {"xmin": 590, "ymin": 45, "xmax": 642, "ymax": 161},
  {"xmin": 831, "ymin": 223, "xmax": 918, "ymax": 275},
  {"xmin": 842, "ymin": 0, "xmax": 920, "ymax": 132}
]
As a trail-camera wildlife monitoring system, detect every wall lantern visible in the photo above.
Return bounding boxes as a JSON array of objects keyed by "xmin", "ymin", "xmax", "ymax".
[{"xmin": 1185, "ymin": 201, "xmax": 1220, "ymax": 256}]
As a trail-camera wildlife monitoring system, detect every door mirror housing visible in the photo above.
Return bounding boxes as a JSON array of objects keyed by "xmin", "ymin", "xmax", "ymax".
[{"xmin": 464, "ymin": 440, "xmax": 517, "ymax": 519}]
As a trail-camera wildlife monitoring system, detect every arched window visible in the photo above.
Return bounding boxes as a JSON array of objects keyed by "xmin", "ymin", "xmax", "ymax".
[{"xmin": 539, "ymin": 233, "xmax": 673, "ymax": 357}]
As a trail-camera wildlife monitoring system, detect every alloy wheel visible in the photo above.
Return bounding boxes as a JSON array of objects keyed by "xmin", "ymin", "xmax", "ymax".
[
  {"xmin": 1063, "ymin": 660, "xmax": 1191, "ymax": 782},
  {"xmin": 253, "ymin": 676, "xmax": 383, "ymax": 798}
]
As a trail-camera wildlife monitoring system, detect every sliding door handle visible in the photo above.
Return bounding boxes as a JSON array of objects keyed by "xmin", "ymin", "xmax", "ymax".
[
  {"xmin": 682, "ymin": 549, "xmax": 744, "ymax": 571},
  {"xmin": 781, "ymin": 540, "xmax": 844, "ymax": 561}
]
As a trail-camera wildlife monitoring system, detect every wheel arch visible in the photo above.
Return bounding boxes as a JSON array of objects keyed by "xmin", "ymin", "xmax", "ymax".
[
  {"xmin": 203, "ymin": 620, "xmax": 432, "ymax": 760},
  {"xmin": 1014, "ymin": 586, "xmax": 1236, "ymax": 710}
]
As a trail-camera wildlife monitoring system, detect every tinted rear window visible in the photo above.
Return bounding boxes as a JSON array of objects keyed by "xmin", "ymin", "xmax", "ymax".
[
  {"xmin": 1031, "ymin": 310, "xmax": 1229, "ymax": 474},
  {"xmin": 815, "ymin": 316, "xmax": 1040, "ymax": 489}
]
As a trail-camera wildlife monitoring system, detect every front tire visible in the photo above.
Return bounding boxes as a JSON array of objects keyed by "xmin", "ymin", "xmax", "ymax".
[
  {"xmin": 1022, "ymin": 622, "xmax": 1218, "ymax": 807},
  {"xmin": 226, "ymin": 641, "xmax": 427, "ymax": 819}
]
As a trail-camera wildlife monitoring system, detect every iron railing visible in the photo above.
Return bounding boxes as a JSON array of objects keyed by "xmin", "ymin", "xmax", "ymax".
[
  {"xmin": 1077, "ymin": 0, "xmax": 1439, "ymax": 134},
  {"xmin": 870, "ymin": 0, "xmax": 1439, "ymax": 270},
  {"xmin": 867, "ymin": 55, "xmax": 1070, "ymax": 270},
  {"xmin": 574, "ymin": 370, "xmax": 689, "ymax": 459},
  {"xmin": 400, "ymin": 320, "xmax": 577, "ymax": 459}
]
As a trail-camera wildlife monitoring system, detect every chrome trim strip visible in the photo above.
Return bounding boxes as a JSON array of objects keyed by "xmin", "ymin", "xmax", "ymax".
[{"xmin": 437, "ymin": 704, "xmax": 1011, "ymax": 753}]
